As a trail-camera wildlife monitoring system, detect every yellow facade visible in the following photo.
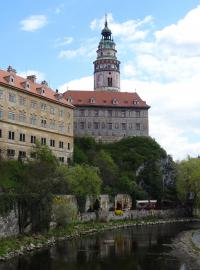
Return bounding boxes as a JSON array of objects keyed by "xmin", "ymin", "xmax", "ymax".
[{"xmin": 0, "ymin": 70, "xmax": 74, "ymax": 164}]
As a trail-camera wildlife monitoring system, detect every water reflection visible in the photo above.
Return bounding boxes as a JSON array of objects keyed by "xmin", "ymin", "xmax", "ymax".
[{"xmin": 0, "ymin": 222, "xmax": 198, "ymax": 270}]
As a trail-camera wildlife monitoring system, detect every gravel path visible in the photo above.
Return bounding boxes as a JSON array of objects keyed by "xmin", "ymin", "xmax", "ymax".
[{"xmin": 171, "ymin": 230, "xmax": 200, "ymax": 270}]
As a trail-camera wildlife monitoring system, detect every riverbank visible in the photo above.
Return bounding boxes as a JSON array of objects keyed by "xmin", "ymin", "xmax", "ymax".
[
  {"xmin": 0, "ymin": 217, "xmax": 197, "ymax": 262},
  {"xmin": 171, "ymin": 228, "xmax": 200, "ymax": 269}
]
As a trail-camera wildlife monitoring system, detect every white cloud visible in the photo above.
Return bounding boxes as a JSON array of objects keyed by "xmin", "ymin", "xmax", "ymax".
[
  {"xmin": 59, "ymin": 76, "xmax": 93, "ymax": 92},
  {"xmin": 90, "ymin": 13, "xmax": 153, "ymax": 41},
  {"xmin": 58, "ymin": 38, "xmax": 97, "ymax": 59},
  {"xmin": 18, "ymin": 70, "xmax": 45, "ymax": 82},
  {"xmin": 55, "ymin": 37, "xmax": 73, "ymax": 47},
  {"xmin": 20, "ymin": 15, "xmax": 47, "ymax": 32},
  {"xmin": 156, "ymin": 5, "xmax": 200, "ymax": 49}
]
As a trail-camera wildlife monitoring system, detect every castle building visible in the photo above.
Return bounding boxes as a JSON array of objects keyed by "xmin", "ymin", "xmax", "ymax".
[
  {"xmin": 0, "ymin": 66, "xmax": 74, "ymax": 163},
  {"xmin": 64, "ymin": 18, "xmax": 150, "ymax": 142}
]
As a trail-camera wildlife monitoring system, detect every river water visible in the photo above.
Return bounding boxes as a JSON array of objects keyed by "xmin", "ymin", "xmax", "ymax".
[{"xmin": 0, "ymin": 221, "xmax": 199, "ymax": 270}]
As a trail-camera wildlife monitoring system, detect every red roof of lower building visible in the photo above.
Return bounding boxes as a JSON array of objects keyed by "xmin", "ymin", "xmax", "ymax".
[
  {"xmin": 0, "ymin": 68, "xmax": 74, "ymax": 108},
  {"xmin": 63, "ymin": 90, "xmax": 150, "ymax": 109}
]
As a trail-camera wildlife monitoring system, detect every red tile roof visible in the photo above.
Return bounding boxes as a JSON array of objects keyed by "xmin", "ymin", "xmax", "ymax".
[
  {"xmin": 63, "ymin": 90, "xmax": 150, "ymax": 109},
  {"xmin": 0, "ymin": 68, "xmax": 74, "ymax": 108}
]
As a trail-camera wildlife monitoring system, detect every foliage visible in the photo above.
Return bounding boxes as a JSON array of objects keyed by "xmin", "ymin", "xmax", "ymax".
[
  {"xmin": 176, "ymin": 157, "xmax": 200, "ymax": 207},
  {"xmin": 73, "ymin": 136, "xmax": 175, "ymax": 201},
  {"xmin": 66, "ymin": 164, "xmax": 102, "ymax": 212},
  {"xmin": 52, "ymin": 196, "xmax": 77, "ymax": 227}
]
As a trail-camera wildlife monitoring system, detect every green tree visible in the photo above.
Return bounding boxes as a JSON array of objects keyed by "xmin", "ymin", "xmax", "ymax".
[
  {"xmin": 93, "ymin": 150, "xmax": 118, "ymax": 194},
  {"xmin": 177, "ymin": 157, "xmax": 200, "ymax": 208},
  {"xmin": 66, "ymin": 164, "xmax": 102, "ymax": 212}
]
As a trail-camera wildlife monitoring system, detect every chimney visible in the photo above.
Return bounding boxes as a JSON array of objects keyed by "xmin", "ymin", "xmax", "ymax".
[
  {"xmin": 27, "ymin": 75, "xmax": 36, "ymax": 83},
  {"xmin": 56, "ymin": 89, "xmax": 59, "ymax": 93},
  {"xmin": 41, "ymin": 80, "xmax": 48, "ymax": 87},
  {"xmin": 7, "ymin": 65, "xmax": 16, "ymax": 74}
]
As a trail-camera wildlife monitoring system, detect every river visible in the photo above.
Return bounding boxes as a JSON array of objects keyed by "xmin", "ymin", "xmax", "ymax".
[{"xmin": 0, "ymin": 221, "xmax": 199, "ymax": 270}]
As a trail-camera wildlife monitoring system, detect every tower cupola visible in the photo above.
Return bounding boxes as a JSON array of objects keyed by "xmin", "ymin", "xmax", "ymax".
[{"xmin": 93, "ymin": 16, "xmax": 120, "ymax": 92}]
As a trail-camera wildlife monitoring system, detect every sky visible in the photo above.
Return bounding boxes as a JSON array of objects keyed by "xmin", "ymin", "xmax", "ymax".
[{"xmin": 1, "ymin": 0, "xmax": 200, "ymax": 161}]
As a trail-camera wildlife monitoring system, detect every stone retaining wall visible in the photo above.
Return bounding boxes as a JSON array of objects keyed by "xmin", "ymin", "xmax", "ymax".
[
  {"xmin": 0, "ymin": 210, "xmax": 19, "ymax": 238},
  {"xmin": 0, "ymin": 207, "xmax": 188, "ymax": 238}
]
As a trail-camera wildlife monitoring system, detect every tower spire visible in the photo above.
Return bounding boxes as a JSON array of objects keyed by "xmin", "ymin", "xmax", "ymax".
[{"xmin": 105, "ymin": 13, "xmax": 108, "ymax": 27}]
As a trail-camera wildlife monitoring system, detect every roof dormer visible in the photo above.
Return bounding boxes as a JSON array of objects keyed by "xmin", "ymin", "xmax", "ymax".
[
  {"xmin": 67, "ymin": 96, "xmax": 73, "ymax": 103},
  {"xmin": 133, "ymin": 100, "xmax": 139, "ymax": 105},
  {"xmin": 112, "ymin": 98, "xmax": 118, "ymax": 105},
  {"xmin": 21, "ymin": 81, "xmax": 30, "ymax": 90},
  {"xmin": 54, "ymin": 91, "xmax": 63, "ymax": 100},
  {"xmin": 89, "ymin": 97, "xmax": 96, "ymax": 103},
  {"xmin": 4, "ymin": 74, "xmax": 15, "ymax": 85},
  {"xmin": 36, "ymin": 87, "xmax": 45, "ymax": 96}
]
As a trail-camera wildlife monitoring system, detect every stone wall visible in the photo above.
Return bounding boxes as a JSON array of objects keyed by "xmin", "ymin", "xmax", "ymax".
[{"xmin": 0, "ymin": 210, "xmax": 19, "ymax": 238}]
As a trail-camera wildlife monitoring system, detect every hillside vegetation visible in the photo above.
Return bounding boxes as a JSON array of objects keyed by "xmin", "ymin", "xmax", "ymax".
[{"xmin": 74, "ymin": 136, "xmax": 177, "ymax": 203}]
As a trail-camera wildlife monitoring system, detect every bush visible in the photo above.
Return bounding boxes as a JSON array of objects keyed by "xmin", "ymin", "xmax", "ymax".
[{"xmin": 52, "ymin": 196, "xmax": 77, "ymax": 227}]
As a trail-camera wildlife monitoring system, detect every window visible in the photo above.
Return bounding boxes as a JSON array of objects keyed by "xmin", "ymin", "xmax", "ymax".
[
  {"xmin": 8, "ymin": 111, "xmax": 15, "ymax": 120},
  {"xmin": 50, "ymin": 106, "xmax": 56, "ymax": 115},
  {"xmin": 41, "ymin": 118, "xmax": 47, "ymax": 127},
  {"xmin": 67, "ymin": 143, "xmax": 70, "ymax": 150},
  {"xmin": 80, "ymin": 109, "xmax": 85, "ymax": 116},
  {"xmin": 129, "ymin": 123, "xmax": 132, "ymax": 129},
  {"xmin": 31, "ymin": 135, "xmax": 36, "ymax": 144},
  {"xmin": 80, "ymin": 122, "xmax": 85, "ymax": 129},
  {"xmin": 108, "ymin": 123, "xmax": 112, "ymax": 130},
  {"xmin": 59, "ymin": 141, "xmax": 64, "ymax": 148},
  {"xmin": 9, "ymin": 93, "xmax": 16, "ymax": 103},
  {"xmin": 136, "ymin": 111, "xmax": 140, "ymax": 118},
  {"xmin": 102, "ymin": 122, "xmax": 105, "ymax": 129},
  {"xmin": 50, "ymin": 120, "xmax": 56, "ymax": 129},
  {"xmin": 59, "ymin": 122, "xmax": 65, "ymax": 132},
  {"xmin": 115, "ymin": 123, "xmax": 119, "ymax": 129},
  {"xmin": 94, "ymin": 122, "xmax": 99, "ymax": 129},
  {"xmin": 19, "ymin": 96, "xmax": 26, "ymax": 105},
  {"xmin": 18, "ymin": 151, "xmax": 26, "ymax": 159},
  {"xmin": 108, "ymin": 110, "xmax": 112, "ymax": 117},
  {"xmin": 122, "ymin": 123, "xmax": 127, "ymax": 130},
  {"xmin": 59, "ymin": 109, "xmax": 64, "ymax": 117},
  {"xmin": 19, "ymin": 133, "xmax": 25, "ymax": 142},
  {"xmin": 7, "ymin": 149, "xmax": 15, "ymax": 157},
  {"xmin": 0, "ymin": 90, "xmax": 3, "ymax": 99},
  {"xmin": 0, "ymin": 129, "xmax": 2, "ymax": 138},
  {"xmin": 30, "ymin": 114, "xmax": 36, "ymax": 125},
  {"xmin": 31, "ymin": 100, "xmax": 37, "ymax": 109},
  {"xmin": 50, "ymin": 139, "xmax": 55, "ymax": 147},
  {"xmin": 88, "ymin": 122, "xmax": 91, "ymax": 128},
  {"xmin": 108, "ymin": 77, "xmax": 112, "ymax": 87},
  {"xmin": 136, "ymin": 123, "xmax": 141, "ymax": 130},
  {"xmin": 121, "ymin": 110, "xmax": 126, "ymax": 117},
  {"xmin": 74, "ymin": 122, "xmax": 77, "ymax": 129},
  {"xmin": 41, "ymin": 137, "xmax": 46, "ymax": 145},
  {"xmin": 8, "ymin": 131, "xmax": 15, "ymax": 140},
  {"xmin": 94, "ymin": 110, "xmax": 99, "ymax": 116},
  {"xmin": 59, "ymin": 157, "xmax": 64, "ymax": 163},
  {"xmin": 19, "ymin": 112, "xmax": 26, "ymax": 123},
  {"xmin": 41, "ymin": 103, "xmax": 47, "ymax": 111}
]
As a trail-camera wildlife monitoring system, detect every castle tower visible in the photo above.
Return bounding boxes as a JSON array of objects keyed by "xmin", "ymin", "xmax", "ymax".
[{"xmin": 93, "ymin": 16, "xmax": 120, "ymax": 91}]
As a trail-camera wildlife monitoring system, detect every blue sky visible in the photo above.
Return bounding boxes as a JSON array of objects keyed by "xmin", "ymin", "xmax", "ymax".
[{"xmin": 1, "ymin": 0, "xmax": 200, "ymax": 160}]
